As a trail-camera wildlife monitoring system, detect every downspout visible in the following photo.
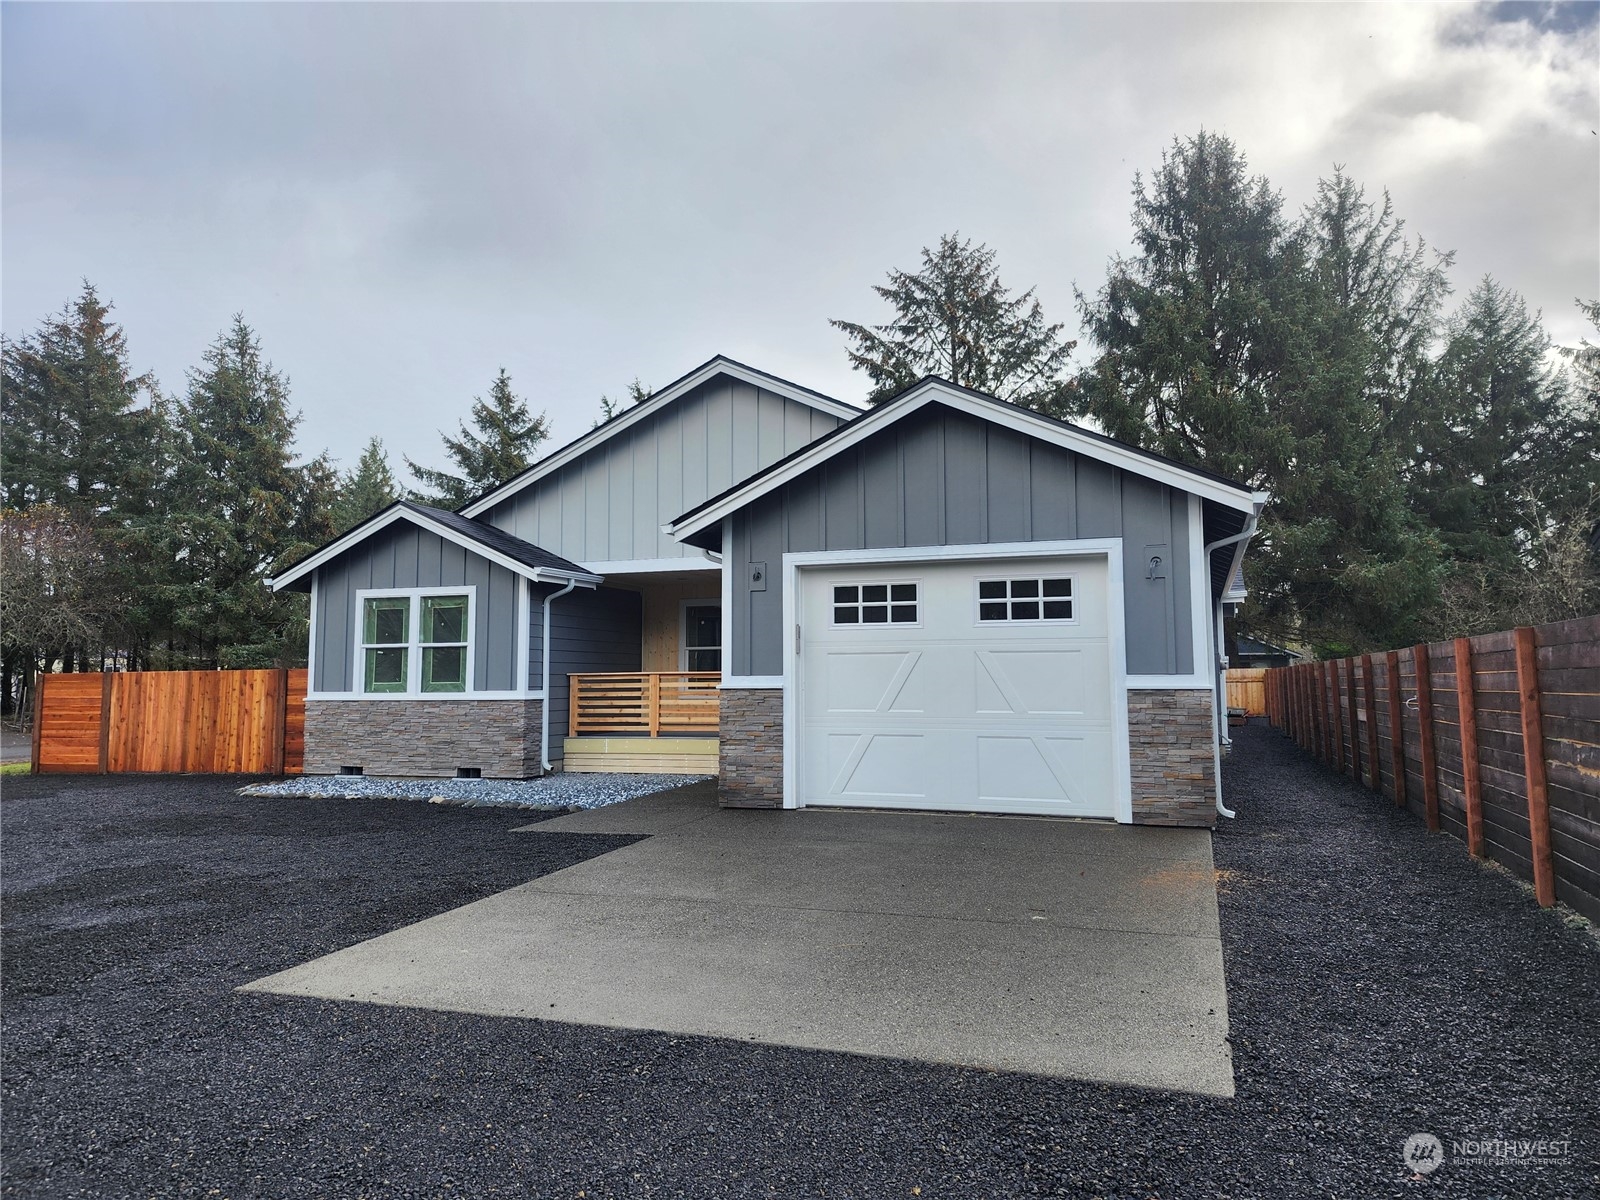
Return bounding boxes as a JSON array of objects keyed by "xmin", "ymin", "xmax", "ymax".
[
  {"xmin": 539, "ymin": 577, "xmax": 581, "ymax": 773},
  {"xmin": 1203, "ymin": 510, "xmax": 1262, "ymax": 818}
]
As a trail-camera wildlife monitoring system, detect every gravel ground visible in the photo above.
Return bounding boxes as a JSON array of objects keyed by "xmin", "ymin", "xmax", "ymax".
[
  {"xmin": 239, "ymin": 772, "xmax": 713, "ymax": 809},
  {"xmin": 3, "ymin": 727, "xmax": 1598, "ymax": 1198}
]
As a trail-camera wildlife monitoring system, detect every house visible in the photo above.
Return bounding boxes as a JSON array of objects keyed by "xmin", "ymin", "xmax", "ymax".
[
  {"xmin": 270, "ymin": 361, "xmax": 1266, "ymax": 828},
  {"xmin": 1230, "ymin": 635, "xmax": 1302, "ymax": 670},
  {"xmin": 268, "ymin": 356, "xmax": 857, "ymax": 778}
]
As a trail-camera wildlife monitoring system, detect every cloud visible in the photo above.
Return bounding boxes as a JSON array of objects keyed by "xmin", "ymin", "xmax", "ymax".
[{"xmin": 3, "ymin": 2, "xmax": 1595, "ymax": 474}]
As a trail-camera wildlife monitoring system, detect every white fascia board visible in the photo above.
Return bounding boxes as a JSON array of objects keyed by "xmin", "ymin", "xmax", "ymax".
[
  {"xmin": 581, "ymin": 557, "xmax": 719, "ymax": 575},
  {"xmin": 461, "ymin": 358, "xmax": 860, "ymax": 519},
  {"xmin": 268, "ymin": 507, "xmax": 603, "ymax": 591},
  {"xmin": 665, "ymin": 382, "xmax": 1263, "ymax": 544}
]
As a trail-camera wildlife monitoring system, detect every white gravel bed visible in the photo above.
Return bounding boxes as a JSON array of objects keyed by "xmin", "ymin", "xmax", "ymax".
[{"xmin": 238, "ymin": 772, "xmax": 711, "ymax": 810}]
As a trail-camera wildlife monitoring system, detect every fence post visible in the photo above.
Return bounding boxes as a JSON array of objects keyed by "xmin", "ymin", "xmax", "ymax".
[
  {"xmin": 1413, "ymin": 643, "xmax": 1441, "ymax": 832},
  {"xmin": 30, "ymin": 676, "xmax": 44, "ymax": 773},
  {"xmin": 270, "ymin": 668, "xmax": 289, "ymax": 776},
  {"xmin": 1312, "ymin": 662, "xmax": 1327, "ymax": 761},
  {"xmin": 1386, "ymin": 650, "xmax": 1406, "ymax": 809},
  {"xmin": 1344, "ymin": 657, "xmax": 1361, "ymax": 780},
  {"xmin": 1328, "ymin": 661, "xmax": 1345, "ymax": 772},
  {"xmin": 1513, "ymin": 626, "xmax": 1556, "ymax": 907},
  {"xmin": 98, "ymin": 672, "xmax": 112, "ymax": 775},
  {"xmin": 1454, "ymin": 637, "xmax": 1484, "ymax": 858},
  {"xmin": 1362, "ymin": 653, "xmax": 1380, "ymax": 791}
]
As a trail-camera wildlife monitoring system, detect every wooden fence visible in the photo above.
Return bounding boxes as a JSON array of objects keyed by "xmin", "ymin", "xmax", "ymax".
[
  {"xmin": 1263, "ymin": 616, "xmax": 1599, "ymax": 922},
  {"xmin": 31, "ymin": 668, "xmax": 307, "ymax": 775},
  {"xmin": 1225, "ymin": 668, "xmax": 1268, "ymax": 716}
]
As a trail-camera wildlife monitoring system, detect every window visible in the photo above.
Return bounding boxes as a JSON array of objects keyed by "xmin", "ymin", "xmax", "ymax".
[
  {"xmin": 359, "ymin": 590, "xmax": 471, "ymax": 694},
  {"xmin": 682, "ymin": 603, "xmax": 722, "ymax": 672},
  {"xmin": 977, "ymin": 576, "xmax": 1073, "ymax": 623},
  {"xmin": 832, "ymin": 582, "xmax": 918, "ymax": 626}
]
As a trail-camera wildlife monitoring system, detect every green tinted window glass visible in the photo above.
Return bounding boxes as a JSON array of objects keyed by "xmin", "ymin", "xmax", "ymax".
[
  {"xmin": 364, "ymin": 647, "xmax": 407, "ymax": 692},
  {"xmin": 422, "ymin": 646, "xmax": 466, "ymax": 692},
  {"xmin": 422, "ymin": 596, "xmax": 467, "ymax": 644},
  {"xmin": 363, "ymin": 597, "xmax": 410, "ymax": 644}
]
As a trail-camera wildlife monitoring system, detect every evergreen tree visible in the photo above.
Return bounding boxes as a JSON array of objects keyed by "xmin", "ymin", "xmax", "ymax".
[
  {"xmin": 406, "ymin": 369, "xmax": 551, "ymax": 507},
  {"xmin": 165, "ymin": 317, "xmax": 308, "ymax": 667},
  {"xmin": 1075, "ymin": 136, "xmax": 1442, "ymax": 651},
  {"xmin": 1415, "ymin": 281, "xmax": 1600, "ymax": 630},
  {"xmin": 832, "ymin": 234, "xmax": 1076, "ymax": 409},
  {"xmin": 596, "ymin": 377, "xmax": 653, "ymax": 425},
  {"xmin": 334, "ymin": 437, "xmax": 399, "ymax": 530}
]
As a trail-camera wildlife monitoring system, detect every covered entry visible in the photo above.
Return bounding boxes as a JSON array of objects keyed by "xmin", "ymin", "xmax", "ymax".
[{"xmin": 794, "ymin": 551, "xmax": 1122, "ymax": 817}]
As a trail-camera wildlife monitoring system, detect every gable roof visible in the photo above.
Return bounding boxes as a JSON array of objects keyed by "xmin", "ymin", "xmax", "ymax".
[
  {"xmin": 457, "ymin": 354, "xmax": 861, "ymax": 519},
  {"xmin": 1235, "ymin": 635, "xmax": 1302, "ymax": 661},
  {"xmin": 267, "ymin": 501, "xmax": 602, "ymax": 593},
  {"xmin": 663, "ymin": 376, "xmax": 1269, "ymax": 546}
]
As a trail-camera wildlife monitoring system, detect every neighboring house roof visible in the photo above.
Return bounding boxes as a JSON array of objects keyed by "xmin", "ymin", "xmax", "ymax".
[
  {"xmin": 664, "ymin": 376, "xmax": 1269, "ymax": 546},
  {"xmin": 457, "ymin": 354, "xmax": 862, "ymax": 519},
  {"xmin": 267, "ymin": 501, "xmax": 603, "ymax": 593},
  {"xmin": 1235, "ymin": 635, "xmax": 1302, "ymax": 661}
]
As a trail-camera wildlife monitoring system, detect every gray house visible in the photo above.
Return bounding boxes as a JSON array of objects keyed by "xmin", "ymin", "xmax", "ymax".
[{"xmin": 270, "ymin": 361, "xmax": 1265, "ymax": 828}]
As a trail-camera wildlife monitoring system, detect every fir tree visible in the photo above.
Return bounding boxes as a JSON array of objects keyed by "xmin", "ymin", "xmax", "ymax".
[
  {"xmin": 832, "ymin": 234, "xmax": 1076, "ymax": 409},
  {"xmin": 166, "ymin": 317, "xmax": 308, "ymax": 667},
  {"xmin": 596, "ymin": 377, "xmax": 653, "ymax": 425},
  {"xmin": 334, "ymin": 437, "xmax": 400, "ymax": 530},
  {"xmin": 406, "ymin": 369, "xmax": 551, "ymax": 507}
]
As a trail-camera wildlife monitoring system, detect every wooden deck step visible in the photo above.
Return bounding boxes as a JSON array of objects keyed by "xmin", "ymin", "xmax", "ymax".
[{"xmin": 560, "ymin": 736, "xmax": 718, "ymax": 776}]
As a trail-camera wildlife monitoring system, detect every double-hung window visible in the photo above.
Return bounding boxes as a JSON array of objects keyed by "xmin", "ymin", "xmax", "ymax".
[{"xmin": 359, "ymin": 590, "xmax": 471, "ymax": 694}]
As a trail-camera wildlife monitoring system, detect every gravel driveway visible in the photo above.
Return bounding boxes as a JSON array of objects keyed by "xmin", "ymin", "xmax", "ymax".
[{"xmin": 4, "ymin": 730, "xmax": 1598, "ymax": 1198}]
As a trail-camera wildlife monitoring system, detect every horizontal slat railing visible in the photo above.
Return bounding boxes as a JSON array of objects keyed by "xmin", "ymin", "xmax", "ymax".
[{"xmin": 568, "ymin": 672, "xmax": 720, "ymax": 737}]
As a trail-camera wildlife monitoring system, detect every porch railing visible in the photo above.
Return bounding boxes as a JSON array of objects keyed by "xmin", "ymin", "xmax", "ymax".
[{"xmin": 567, "ymin": 672, "xmax": 720, "ymax": 737}]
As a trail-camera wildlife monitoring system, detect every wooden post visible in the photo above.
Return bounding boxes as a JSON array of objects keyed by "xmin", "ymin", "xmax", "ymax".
[
  {"xmin": 1362, "ymin": 653, "xmax": 1380, "ymax": 791},
  {"xmin": 647, "ymin": 672, "xmax": 661, "ymax": 738},
  {"xmin": 568, "ymin": 677, "xmax": 580, "ymax": 737},
  {"xmin": 1328, "ymin": 661, "xmax": 1344, "ymax": 771},
  {"xmin": 1311, "ymin": 662, "xmax": 1326, "ymax": 761},
  {"xmin": 269, "ymin": 667, "xmax": 289, "ymax": 777},
  {"xmin": 29, "ymin": 675, "xmax": 44, "ymax": 774},
  {"xmin": 98, "ymin": 672, "xmax": 112, "ymax": 775},
  {"xmin": 1344, "ymin": 657, "xmax": 1361, "ymax": 780},
  {"xmin": 1513, "ymin": 626, "xmax": 1556, "ymax": 907},
  {"xmin": 1413, "ymin": 644, "xmax": 1440, "ymax": 832},
  {"xmin": 1454, "ymin": 637, "xmax": 1484, "ymax": 858},
  {"xmin": 1386, "ymin": 650, "xmax": 1406, "ymax": 809}
]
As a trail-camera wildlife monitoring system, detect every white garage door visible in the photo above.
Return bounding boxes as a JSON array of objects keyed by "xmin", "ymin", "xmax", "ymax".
[{"xmin": 797, "ymin": 555, "xmax": 1118, "ymax": 817}]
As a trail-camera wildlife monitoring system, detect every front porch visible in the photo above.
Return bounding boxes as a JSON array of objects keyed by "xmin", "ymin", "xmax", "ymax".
[{"xmin": 563, "ymin": 671, "xmax": 720, "ymax": 774}]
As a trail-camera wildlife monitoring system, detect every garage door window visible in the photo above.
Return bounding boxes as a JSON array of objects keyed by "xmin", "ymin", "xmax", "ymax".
[
  {"xmin": 832, "ymin": 582, "xmax": 918, "ymax": 626},
  {"xmin": 977, "ymin": 576, "xmax": 1074, "ymax": 623}
]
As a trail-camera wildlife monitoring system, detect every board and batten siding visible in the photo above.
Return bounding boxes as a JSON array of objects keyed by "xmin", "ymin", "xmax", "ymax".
[
  {"xmin": 313, "ymin": 522, "xmax": 524, "ymax": 694},
  {"xmin": 482, "ymin": 376, "xmax": 845, "ymax": 565},
  {"xmin": 526, "ymin": 584, "xmax": 642, "ymax": 762},
  {"xmin": 727, "ymin": 404, "xmax": 1196, "ymax": 678}
]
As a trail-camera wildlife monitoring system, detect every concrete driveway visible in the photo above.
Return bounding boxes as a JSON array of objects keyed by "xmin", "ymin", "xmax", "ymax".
[{"xmin": 243, "ymin": 783, "xmax": 1232, "ymax": 1096}]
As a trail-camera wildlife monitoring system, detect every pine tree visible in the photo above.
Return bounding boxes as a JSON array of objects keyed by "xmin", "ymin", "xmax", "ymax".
[
  {"xmin": 1075, "ymin": 136, "xmax": 1443, "ymax": 652},
  {"xmin": 831, "ymin": 234, "xmax": 1076, "ymax": 409},
  {"xmin": 166, "ymin": 317, "xmax": 308, "ymax": 667},
  {"xmin": 406, "ymin": 369, "xmax": 551, "ymax": 507},
  {"xmin": 597, "ymin": 377, "xmax": 653, "ymax": 425},
  {"xmin": 334, "ymin": 437, "xmax": 400, "ymax": 530}
]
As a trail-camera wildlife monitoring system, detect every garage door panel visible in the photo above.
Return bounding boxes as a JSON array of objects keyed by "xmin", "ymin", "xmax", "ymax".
[{"xmin": 799, "ymin": 555, "xmax": 1119, "ymax": 819}]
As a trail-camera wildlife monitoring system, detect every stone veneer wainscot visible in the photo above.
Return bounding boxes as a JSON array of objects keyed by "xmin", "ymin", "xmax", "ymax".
[
  {"xmin": 718, "ymin": 688, "xmax": 783, "ymax": 808},
  {"xmin": 1127, "ymin": 688, "xmax": 1217, "ymax": 827},
  {"xmin": 303, "ymin": 699, "xmax": 544, "ymax": 779}
]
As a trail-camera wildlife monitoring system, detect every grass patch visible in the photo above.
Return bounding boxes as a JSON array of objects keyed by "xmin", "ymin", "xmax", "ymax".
[{"xmin": 1, "ymin": 761, "xmax": 33, "ymax": 775}]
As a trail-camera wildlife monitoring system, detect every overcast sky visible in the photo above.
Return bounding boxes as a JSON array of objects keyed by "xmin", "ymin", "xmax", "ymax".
[{"xmin": 4, "ymin": 1, "xmax": 1597, "ymax": 477}]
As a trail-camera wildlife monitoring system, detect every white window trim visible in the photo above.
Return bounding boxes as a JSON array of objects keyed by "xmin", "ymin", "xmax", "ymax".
[
  {"xmin": 780, "ymin": 539, "xmax": 1133, "ymax": 824},
  {"xmin": 827, "ymin": 577, "xmax": 924, "ymax": 630},
  {"xmin": 355, "ymin": 586, "xmax": 476, "ymax": 698},
  {"xmin": 679, "ymin": 598, "xmax": 723, "ymax": 673},
  {"xmin": 972, "ymin": 572, "xmax": 1079, "ymax": 627}
]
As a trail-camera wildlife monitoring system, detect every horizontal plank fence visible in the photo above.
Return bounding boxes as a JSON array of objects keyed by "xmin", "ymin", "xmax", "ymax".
[
  {"xmin": 1224, "ymin": 668, "xmax": 1268, "ymax": 716},
  {"xmin": 1264, "ymin": 616, "xmax": 1599, "ymax": 922},
  {"xmin": 31, "ymin": 668, "xmax": 307, "ymax": 775},
  {"xmin": 567, "ymin": 672, "xmax": 720, "ymax": 737}
]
